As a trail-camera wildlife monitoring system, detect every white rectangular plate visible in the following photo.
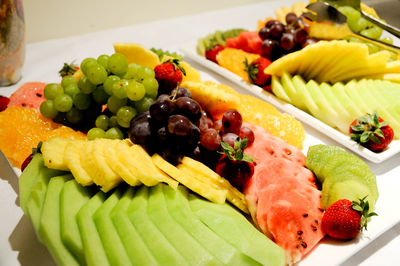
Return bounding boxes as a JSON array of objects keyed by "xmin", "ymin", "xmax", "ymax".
[{"xmin": 181, "ymin": 43, "xmax": 400, "ymax": 163}]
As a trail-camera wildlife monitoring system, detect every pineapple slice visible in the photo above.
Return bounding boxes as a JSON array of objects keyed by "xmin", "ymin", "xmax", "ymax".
[
  {"xmin": 178, "ymin": 157, "xmax": 249, "ymax": 213},
  {"xmin": 152, "ymin": 154, "xmax": 227, "ymax": 204},
  {"xmin": 105, "ymin": 140, "xmax": 141, "ymax": 187},
  {"xmin": 41, "ymin": 137, "xmax": 70, "ymax": 171},
  {"xmin": 64, "ymin": 140, "xmax": 93, "ymax": 186},
  {"xmin": 181, "ymin": 80, "xmax": 240, "ymax": 117}
]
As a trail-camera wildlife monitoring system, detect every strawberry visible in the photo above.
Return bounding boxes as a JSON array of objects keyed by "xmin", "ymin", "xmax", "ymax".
[
  {"xmin": 205, "ymin": 44, "xmax": 225, "ymax": 63},
  {"xmin": 21, "ymin": 142, "xmax": 42, "ymax": 171},
  {"xmin": 0, "ymin": 96, "xmax": 10, "ymax": 112},
  {"xmin": 154, "ymin": 58, "xmax": 186, "ymax": 95},
  {"xmin": 321, "ymin": 197, "xmax": 377, "ymax": 240},
  {"xmin": 216, "ymin": 137, "xmax": 256, "ymax": 191},
  {"xmin": 59, "ymin": 62, "xmax": 79, "ymax": 77},
  {"xmin": 244, "ymin": 57, "xmax": 271, "ymax": 86},
  {"xmin": 349, "ymin": 111, "xmax": 394, "ymax": 152}
]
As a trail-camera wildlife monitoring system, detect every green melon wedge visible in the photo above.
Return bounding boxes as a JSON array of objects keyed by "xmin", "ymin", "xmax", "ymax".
[
  {"xmin": 19, "ymin": 153, "xmax": 43, "ymax": 213},
  {"xmin": 60, "ymin": 179, "xmax": 96, "ymax": 265},
  {"xmin": 93, "ymin": 187, "xmax": 131, "ymax": 266},
  {"xmin": 271, "ymin": 75, "xmax": 291, "ymax": 103},
  {"xmin": 330, "ymin": 82, "xmax": 363, "ymax": 119},
  {"xmin": 281, "ymin": 72, "xmax": 307, "ymax": 111},
  {"xmin": 325, "ymin": 180, "xmax": 372, "ymax": 208},
  {"xmin": 148, "ymin": 185, "xmax": 219, "ymax": 265},
  {"xmin": 164, "ymin": 185, "xmax": 258, "ymax": 265},
  {"xmin": 77, "ymin": 191, "xmax": 110, "ymax": 266},
  {"xmin": 189, "ymin": 194, "xmax": 286, "ymax": 266},
  {"xmin": 291, "ymin": 75, "xmax": 319, "ymax": 116},
  {"xmin": 110, "ymin": 187, "xmax": 157, "ymax": 265},
  {"xmin": 127, "ymin": 186, "xmax": 186, "ymax": 265}
]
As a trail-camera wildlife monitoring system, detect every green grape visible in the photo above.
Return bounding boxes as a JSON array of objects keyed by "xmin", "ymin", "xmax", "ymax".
[
  {"xmin": 381, "ymin": 36, "xmax": 393, "ymax": 44},
  {"xmin": 44, "ymin": 83, "xmax": 64, "ymax": 100},
  {"xmin": 116, "ymin": 106, "xmax": 137, "ymax": 128},
  {"xmin": 54, "ymin": 94, "xmax": 73, "ymax": 112},
  {"xmin": 103, "ymin": 75, "xmax": 120, "ymax": 95},
  {"xmin": 123, "ymin": 63, "xmax": 141, "ymax": 79},
  {"xmin": 66, "ymin": 108, "xmax": 83, "ymax": 124},
  {"xmin": 87, "ymin": 128, "xmax": 106, "ymax": 140},
  {"xmin": 136, "ymin": 66, "xmax": 155, "ymax": 81},
  {"xmin": 109, "ymin": 115, "xmax": 119, "ymax": 127},
  {"xmin": 95, "ymin": 115, "xmax": 110, "ymax": 130},
  {"xmin": 134, "ymin": 96, "xmax": 154, "ymax": 113},
  {"xmin": 112, "ymin": 79, "xmax": 129, "ymax": 99},
  {"xmin": 64, "ymin": 83, "xmax": 80, "ymax": 99},
  {"xmin": 107, "ymin": 95, "xmax": 127, "ymax": 114},
  {"xmin": 142, "ymin": 77, "xmax": 158, "ymax": 98},
  {"xmin": 85, "ymin": 63, "xmax": 108, "ymax": 85},
  {"xmin": 108, "ymin": 53, "xmax": 128, "ymax": 76},
  {"xmin": 78, "ymin": 76, "xmax": 96, "ymax": 94},
  {"xmin": 92, "ymin": 85, "xmax": 109, "ymax": 104},
  {"xmin": 338, "ymin": 6, "xmax": 361, "ymax": 32},
  {"xmin": 360, "ymin": 26, "xmax": 382, "ymax": 40},
  {"xmin": 74, "ymin": 93, "xmax": 92, "ymax": 110},
  {"xmin": 40, "ymin": 100, "xmax": 58, "ymax": 118},
  {"xmin": 105, "ymin": 127, "xmax": 124, "ymax": 139},
  {"xmin": 355, "ymin": 18, "xmax": 369, "ymax": 32},
  {"xmin": 126, "ymin": 80, "xmax": 146, "ymax": 101},
  {"xmin": 61, "ymin": 75, "xmax": 77, "ymax": 88},
  {"xmin": 80, "ymin": 58, "xmax": 97, "ymax": 74},
  {"xmin": 97, "ymin": 54, "xmax": 110, "ymax": 71},
  {"xmin": 365, "ymin": 43, "xmax": 380, "ymax": 54}
]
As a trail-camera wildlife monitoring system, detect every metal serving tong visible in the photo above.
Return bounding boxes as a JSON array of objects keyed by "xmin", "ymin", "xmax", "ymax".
[{"xmin": 303, "ymin": 1, "xmax": 400, "ymax": 53}]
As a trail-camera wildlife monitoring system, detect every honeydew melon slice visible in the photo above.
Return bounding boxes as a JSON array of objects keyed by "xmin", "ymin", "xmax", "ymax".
[
  {"xmin": 127, "ymin": 186, "xmax": 186, "ymax": 265},
  {"xmin": 110, "ymin": 187, "xmax": 157, "ymax": 265},
  {"xmin": 148, "ymin": 185, "xmax": 218, "ymax": 265},
  {"xmin": 281, "ymin": 72, "xmax": 307, "ymax": 111},
  {"xmin": 77, "ymin": 191, "xmax": 110, "ymax": 266},
  {"xmin": 271, "ymin": 75, "xmax": 291, "ymax": 103},
  {"xmin": 60, "ymin": 179, "xmax": 96, "ymax": 265},
  {"xmin": 38, "ymin": 175, "xmax": 79, "ymax": 266},
  {"xmin": 93, "ymin": 187, "xmax": 131, "ymax": 266},
  {"xmin": 189, "ymin": 194, "xmax": 286, "ymax": 266},
  {"xmin": 290, "ymin": 75, "xmax": 319, "ymax": 116},
  {"xmin": 325, "ymin": 180, "xmax": 372, "ymax": 209},
  {"xmin": 330, "ymin": 82, "xmax": 364, "ymax": 119},
  {"xmin": 164, "ymin": 185, "xmax": 257, "ymax": 265}
]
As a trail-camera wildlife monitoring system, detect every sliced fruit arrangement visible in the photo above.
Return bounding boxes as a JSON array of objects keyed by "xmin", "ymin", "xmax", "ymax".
[
  {"xmin": 196, "ymin": 28, "xmax": 246, "ymax": 56},
  {"xmin": 19, "ymin": 154, "xmax": 286, "ymax": 266},
  {"xmin": 271, "ymin": 72, "xmax": 400, "ymax": 139}
]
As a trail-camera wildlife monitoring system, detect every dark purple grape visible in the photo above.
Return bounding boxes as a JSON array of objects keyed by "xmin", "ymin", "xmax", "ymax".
[
  {"xmin": 149, "ymin": 94, "xmax": 176, "ymax": 121},
  {"xmin": 222, "ymin": 110, "xmax": 242, "ymax": 134},
  {"xmin": 187, "ymin": 124, "xmax": 201, "ymax": 147},
  {"xmin": 270, "ymin": 22, "xmax": 284, "ymax": 40},
  {"xmin": 201, "ymin": 128, "xmax": 221, "ymax": 151},
  {"xmin": 161, "ymin": 146, "xmax": 182, "ymax": 165},
  {"xmin": 131, "ymin": 111, "xmax": 151, "ymax": 125},
  {"xmin": 280, "ymin": 33, "xmax": 296, "ymax": 51},
  {"xmin": 171, "ymin": 86, "xmax": 192, "ymax": 98},
  {"xmin": 265, "ymin": 19, "xmax": 280, "ymax": 29},
  {"xmin": 175, "ymin": 96, "xmax": 202, "ymax": 123},
  {"xmin": 285, "ymin": 12, "xmax": 298, "ymax": 25},
  {"xmin": 285, "ymin": 26, "xmax": 296, "ymax": 34},
  {"xmin": 258, "ymin": 27, "xmax": 271, "ymax": 40},
  {"xmin": 221, "ymin": 133, "xmax": 239, "ymax": 148},
  {"xmin": 261, "ymin": 39, "xmax": 280, "ymax": 60},
  {"xmin": 294, "ymin": 28, "xmax": 308, "ymax": 45},
  {"xmin": 302, "ymin": 38, "xmax": 318, "ymax": 48},
  {"xmin": 167, "ymin": 114, "xmax": 193, "ymax": 136},
  {"xmin": 156, "ymin": 126, "xmax": 168, "ymax": 142},
  {"xmin": 129, "ymin": 119, "xmax": 152, "ymax": 145}
]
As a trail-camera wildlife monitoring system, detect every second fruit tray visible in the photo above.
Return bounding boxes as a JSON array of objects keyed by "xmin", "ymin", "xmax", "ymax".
[{"xmin": 181, "ymin": 43, "xmax": 400, "ymax": 163}]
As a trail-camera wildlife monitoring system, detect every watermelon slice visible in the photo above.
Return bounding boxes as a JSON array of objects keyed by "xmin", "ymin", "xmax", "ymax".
[
  {"xmin": 8, "ymin": 82, "xmax": 46, "ymax": 111},
  {"xmin": 225, "ymin": 32, "xmax": 262, "ymax": 55},
  {"xmin": 243, "ymin": 123, "xmax": 324, "ymax": 264}
]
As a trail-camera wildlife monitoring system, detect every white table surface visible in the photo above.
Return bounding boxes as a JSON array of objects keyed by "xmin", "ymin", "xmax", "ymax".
[{"xmin": 1, "ymin": 0, "xmax": 399, "ymax": 265}]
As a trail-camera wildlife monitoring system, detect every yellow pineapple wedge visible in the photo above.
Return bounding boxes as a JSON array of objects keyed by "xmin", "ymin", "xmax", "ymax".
[
  {"xmin": 178, "ymin": 157, "xmax": 249, "ymax": 213},
  {"xmin": 152, "ymin": 154, "xmax": 227, "ymax": 204},
  {"xmin": 41, "ymin": 137, "xmax": 70, "ymax": 171},
  {"xmin": 105, "ymin": 140, "xmax": 141, "ymax": 187},
  {"xmin": 64, "ymin": 140, "xmax": 93, "ymax": 186},
  {"xmin": 181, "ymin": 80, "xmax": 240, "ymax": 117}
]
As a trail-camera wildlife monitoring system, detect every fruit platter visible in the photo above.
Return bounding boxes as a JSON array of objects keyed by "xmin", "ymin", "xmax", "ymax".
[
  {"xmin": 1, "ymin": 1, "xmax": 400, "ymax": 266},
  {"xmin": 181, "ymin": 0, "xmax": 400, "ymax": 163}
]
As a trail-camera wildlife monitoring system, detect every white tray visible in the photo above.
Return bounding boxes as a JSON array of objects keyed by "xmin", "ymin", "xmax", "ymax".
[{"xmin": 181, "ymin": 44, "xmax": 400, "ymax": 163}]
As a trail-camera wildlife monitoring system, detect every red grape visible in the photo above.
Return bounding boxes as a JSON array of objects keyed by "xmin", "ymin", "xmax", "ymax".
[
  {"xmin": 239, "ymin": 127, "xmax": 255, "ymax": 147},
  {"xmin": 258, "ymin": 27, "xmax": 271, "ymax": 40},
  {"xmin": 175, "ymin": 96, "xmax": 201, "ymax": 123},
  {"xmin": 167, "ymin": 114, "xmax": 193, "ymax": 136},
  {"xmin": 149, "ymin": 94, "xmax": 176, "ymax": 121},
  {"xmin": 294, "ymin": 28, "xmax": 308, "ymax": 45},
  {"xmin": 213, "ymin": 119, "xmax": 222, "ymax": 132},
  {"xmin": 270, "ymin": 22, "xmax": 284, "ymax": 39},
  {"xmin": 285, "ymin": 12, "xmax": 298, "ymax": 25},
  {"xmin": 280, "ymin": 33, "xmax": 295, "ymax": 51},
  {"xmin": 222, "ymin": 133, "xmax": 239, "ymax": 148},
  {"xmin": 200, "ymin": 128, "xmax": 221, "ymax": 151},
  {"xmin": 222, "ymin": 110, "xmax": 242, "ymax": 134},
  {"xmin": 261, "ymin": 39, "xmax": 280, "ymax": 60}
]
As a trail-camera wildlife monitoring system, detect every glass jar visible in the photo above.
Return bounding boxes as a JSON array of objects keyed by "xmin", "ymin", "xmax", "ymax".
[{"xmin": 0, "ymin": 0, "xmax": 25, "ymax": 86}]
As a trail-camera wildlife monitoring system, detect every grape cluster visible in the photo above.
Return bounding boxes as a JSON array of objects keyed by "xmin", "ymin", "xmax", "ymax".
[
  {"xmin": 129, "ymin": 87, "xmax": 202, "ymax": 165},
  {"xmin": 258, "ymin": 12, "xmax": 317, "ymax": 61},
  {"xmin": 40, "ymin": 53, "xmax": 159, "ymax": 140}
]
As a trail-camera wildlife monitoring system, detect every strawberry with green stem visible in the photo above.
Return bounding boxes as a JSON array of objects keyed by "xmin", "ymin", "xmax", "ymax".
[
  {"xmin": 321, "ymin": 196, "xmax": 377, "ymax": 240},
  {"xmin": 350, "ymin": 111, "xmax": 394, "ymax": 152},
  {"xmin": 244, "ymin": 57, "xmax": 271, "ymax": 87},
  {"xmin": 216, "ymin": 137, "xmax": 256, "ymax": 191},
  {"xmin": 154, "ymin": 58, "xmax": 186, "ymax": 95},
  {"xmin": 59, "ymin": 62, "xmax": 79, "ymax": 77}
]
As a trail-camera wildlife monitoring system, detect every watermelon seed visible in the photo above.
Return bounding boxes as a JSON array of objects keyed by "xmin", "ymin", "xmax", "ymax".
[
  {"xmin": 314, "ymin": 220, "xmax": 318, "ymax": 224},
  {"xmin": 311, "ymin": 225, "xmax": 317, "ymax": 231},
  {"xmin": 302, "ymin": 213, "xmax": 308, "ymax": 218},
  {"xmin": 301, "ymin": 242, "xmax": 307, "ymax": 248},
  {"xmin": 297, "ymin": 230, "xmax": 303, "ymax": 235}
]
